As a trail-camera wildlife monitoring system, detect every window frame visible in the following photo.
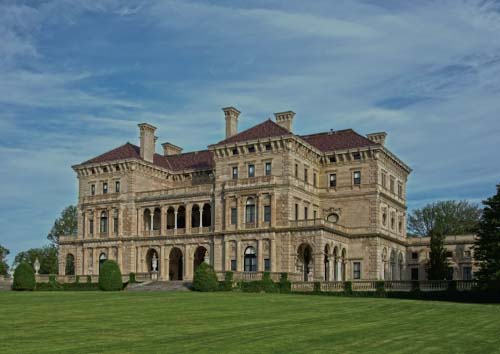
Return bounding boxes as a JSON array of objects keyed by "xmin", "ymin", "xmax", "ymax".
[
  {"xmin": 353, "ymin": 261, "xmax": 361, "ymax": 279},
  {"xmin": 265, "ymin": 162, "xmax": 272, "ymax": 176},
  {"xmin": 353, "ymin": 171, "xmax": 361, "ymax": 185},
  {"xmin": 103, "ymin": 182, "xmax": 108, "ymax": 194},
  {"xmin": 230, "ymin": 207, "xmax": 238, "ymax": 225},
  {"xmin": 232, "ymin": 166, "xmax": 238, "ymax": 180},
  {"xmin": 329, "ymin": 173, "xmax": 337, "ymax": 188},
  {"xmin": 248, "ymin": 164, "xmax": 255, "ymax": 178}
]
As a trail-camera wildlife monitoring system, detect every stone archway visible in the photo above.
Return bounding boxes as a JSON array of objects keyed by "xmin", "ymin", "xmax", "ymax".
[
  {"xmin": 297, "ymin": 243, "xmax": 313, "ymax": 282},
  {"xmin": 193, "ymin": 246, "xmax": 208, "ymax": 272},
  {"xmin": 169, "ymin": 247, "xmax": 183, "ymax": 281}
]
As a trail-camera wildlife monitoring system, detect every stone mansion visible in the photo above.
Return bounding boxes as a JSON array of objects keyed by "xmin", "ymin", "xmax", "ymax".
[{"xmin": 59, "ymin": 108, "xmax": 477, "ymax": 282}]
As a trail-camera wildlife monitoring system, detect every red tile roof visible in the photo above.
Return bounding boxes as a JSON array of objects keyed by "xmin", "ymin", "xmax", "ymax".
[
  {"xmin": 216, "ymin": 119, "xmax": 291, "ymax": 145},
  {"xmin": 300, "ymin": 129, "xmax": 378, "ymax": 152},
  {"xmin": 80, "ymin": 143, "xmax": 214, "ymax": 171}
]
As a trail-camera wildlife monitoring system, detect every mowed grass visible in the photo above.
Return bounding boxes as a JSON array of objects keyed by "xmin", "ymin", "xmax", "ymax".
[{"xmin": 1, "ymin": 292, "xmax": 499, "ymax": 354}]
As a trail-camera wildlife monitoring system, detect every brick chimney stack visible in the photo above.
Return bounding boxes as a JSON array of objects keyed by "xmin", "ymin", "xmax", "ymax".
[
  {"xmin": 223, "ymin": 107, "xmax": 241, "ymax": 139},
  {"xmin": 366, "ymin": 132, "xmax": 387, "ymax": 146},
  {"xmin": 138, "ymin": 123, "xmax": 157, "ymax": 163},
  {"xmin": 274, "ymin": 111, "xmax": 295, "ymax": 132}
]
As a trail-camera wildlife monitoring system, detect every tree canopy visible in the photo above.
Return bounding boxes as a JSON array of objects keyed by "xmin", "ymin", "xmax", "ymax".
[
  {"xmin": 474, "ymin": 183, "xmax": 500, "ymax": 281},
  {"xmin": 408, "ymin": 200, "xmax": 481, "ymax": 237},
  {"xmin": 0, "ymin": 245, "xmax": 9, "ymax": 276},
  {"xmin": 47, "ymin": 205, "xmax": 77, "ymax": 244},
  {"xmin": 14, "ymin": 245, "xmax": 58, "ymax": 275}
]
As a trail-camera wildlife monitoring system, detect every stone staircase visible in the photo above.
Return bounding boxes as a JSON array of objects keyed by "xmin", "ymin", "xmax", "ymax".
[{"xmin": 126, "ymin": 280, "xmax": 192, "ymax": 292}]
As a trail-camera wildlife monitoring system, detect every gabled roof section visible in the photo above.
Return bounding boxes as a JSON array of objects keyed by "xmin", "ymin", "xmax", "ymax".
[
  {"xmin": 79, "ymin": 143, "xmax": 214, "ymax": 172},
  {"xmin": 81, "ymin": 143, "xmax": 140, "ymax": 165},
  {"xmin": 300, "ymin": 129, "xmax": 378, "ymax": 152},
  {"xmin": 216, "ymin": 119, "xmax": 291, "ymax": 145}
]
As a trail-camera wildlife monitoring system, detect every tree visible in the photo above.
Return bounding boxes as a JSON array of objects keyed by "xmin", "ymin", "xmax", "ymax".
[
  {"xmin": 0, "ymin": 245, "xmax": 9, "ymax": 276},
  {"xmin": 14, "ymin": 245, "xmax": 58, "ymax": 274},
  {"xmin": 47, "ymin": 205, "xmax": 77, "ymax": 244},
  {"xmin": 408, "ymin": 200, "xmax": 481, "ymax": 237},
  {"xmin": 427, "ymin": 217, "xmax": 448, "ymax": 280},
  {"xmin": 13, "ymin": 262, "xmax": 36, "ymax": 291},
  {"xmin": 474, "ymin": 183, "xmax": 500, "ymax": 281},
  {"xmin": 98, "ymin": 260, "xmax": 123, "ymax": 291},
  {"xmin": 192, "ymin": 263, "xmax": 219, "ymax": 292}
]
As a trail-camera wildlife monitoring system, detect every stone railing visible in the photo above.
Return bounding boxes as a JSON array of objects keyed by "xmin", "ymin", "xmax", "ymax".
[
  {"xmin": 215, "ymin": 271, "xmax": 302, "ymax": 282},
  {"xmin": 224, "ymin": 176, "xmax": 276, "ymax": 188},
  {"xmin": 136, "ymin": 185, "xmax": 213, "ymax": 201},
  {"xmin": 320, "ymin": 282, "xmax": 344, "ymax": 292}
]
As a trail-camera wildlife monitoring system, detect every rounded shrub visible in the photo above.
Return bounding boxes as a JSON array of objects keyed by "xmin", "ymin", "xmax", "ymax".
[
  {"xmin": 192, "ymin": 262, "xmax": 219, "ymax": 292},
  {"xmin": 13, "ymin": 262, "xmax": 36, "ymax": 291},
  {"xmin": 98, "ymin": 260, "xmax": 123, "ymax": 291}
]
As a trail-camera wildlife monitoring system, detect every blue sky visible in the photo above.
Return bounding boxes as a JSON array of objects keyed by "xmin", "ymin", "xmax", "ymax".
[{"xmin": 1, "ymin": 0, "xmax": 500, "ymax": 264}]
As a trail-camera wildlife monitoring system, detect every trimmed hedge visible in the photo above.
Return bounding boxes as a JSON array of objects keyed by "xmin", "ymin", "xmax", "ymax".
[
  {"xmin": 13, "ymin": 262, "xmax": 36, "ymax": 291},
  {"xmin": 279, "ymin": 273, "xmax": 291, "ymax": 293},
  {"xmin": 98, "ymin": 260, "xmax": 123, "ymax": 291},
  {"xmin": 36, "ymin": 282, "xmax": 99, "ymax": 291},
  {"xmin": 193, "ymin": 263, "xmax": 219, "ymax": 292},
  {"xmin": 219, "ymin": 271, "xmax": 233, "ymax": 291}
]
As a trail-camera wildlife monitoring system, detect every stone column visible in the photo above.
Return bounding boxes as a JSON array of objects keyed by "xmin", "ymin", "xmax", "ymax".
[
  {"xmin": 117, "ymin": 244, "xmax": 123, "ymax": 273},
  {"xmin": 270, "ymin": 239, "xmax": 276, "ymax": 272},
  {"xmin": 185, "ymin": 204, "xmax": 191, "ymax": 234},
  {"xmin": 160, "ymin": 245, "xmax": 166, "ymax": 280},
  {"xmin": 93, "ymin": 248, "xmax": 99, "ymax": 275},
  {"xmin": 164, "ymin": 246, "xmax": 171, "ymax": 281},
  {"xmin": 137, "ymin": 246, "xmax": 142, "ymax": 273},
  {"xmin": 236, "ymin": 241, "xmax": 242, "ymax": 272},
  {"xmin": 94, "ymin": 210, "xmax": 99, "ymax": 238},
  {"xmin": 224, "ymin": 240, "xmax": 230, "ymax": 271},
  {"xmin": 256, "ymin": 195, "xmax": 260, "ymax": 228},
  {"xmin": 257, "ymin": 239, "xmax": 264, "ymax": 271},
  {"xmin": 150, "ymin": 208, "xmax": 154, "ymax": 233},
  {"xmin": 174, "ymin": 210, "xmax": 178, "ymax": 230},
  {"xmin": 199, "ymin": 208, "xmax": 203, "ymax": 228},
  {"xmin": 161, "ymin": 206, "xmax": 167, "ymax": 235}
]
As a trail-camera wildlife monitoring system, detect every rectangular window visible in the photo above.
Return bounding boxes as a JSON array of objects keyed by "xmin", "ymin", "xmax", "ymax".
[
  {"xmin": 232, "ymin": 148, "xmax": 239, "ymax": 155},
  {"xmin": 304, "ymin": 168, "xmax": 308, "ymax": 183},
  {"xmin": 382, "ymin": 173, "xmax": 387, "ymax": 188},
  {"xmin": 115, "ymin": 181, "xmax": 120, "ymax": 193},
  {"xmin": 248, "ymin": 164, "xmax": 255, "ymax": 178},
  {"xmin": 264, "ymin": 258, "xmax": 270, "ymax": 272},
  {"xmin": 230, "ymin": 207, "xmax": 237, "ymax": 225},
  {"xmin": 89, "ymin": 219, "xmax": 94, "ymax": 234},
  {"xmin": 295, "ymin": 204, "xmax": 299, "ymax": 221},
  {"xmin": 264, "ymin": 205, "xmax": 271, "ymax": 222},
  {"xmin": 244, "ymin": 255, "xmax": 257, "ymax": 272},
  {"xmin": 411, "ymin": 268, "xmax": 419, "ymax": 281},
  {"xmin": 463, "ymin": 266, "xmax": 472, "ymax": 281},
  {"xmin": 411, "ymin": 252, "xmax": 418, "ymax": 260},
  {"xmin": 313, "ymin": 210, "xmax": 317, "ymax": 219},
  {"xmin": 329, "ymin": 156, "xmax": 336, "ymax": 163},
  {"xmin": 295, "ymin": 164, "xmax": 298, "ymax": 178},
  {"xmin": 353, "ymin": 152, "xmax": 361, "ymax": 160},
  {"xmin": 398, "ymin": 183, "xmax": 403, "ymax": 198},
  {"xmin": 353, "ymin": 171, "xmax": 361, "ymax": 185},
  {"xmin": 103, "ymin": 182, "xmax": 108, "ymax": 194},
  {"xmin": 248, "ymin": 145, "xmax": 255, "ymax": 153},
  {"xmin": 313, "ymin": 173, "xmax": 317, "ymax": 187},
  {"xmin": 304, "ymin": 207, "xmax": 308, "ymax": 220},
  {"xmin": 231, "ymin": 259, "xmax": 237, "ymax": 271},
  {"xmin": 265, "ymin": 143, "xmax": 272, "ymax": 151},
  {"xmin": 353, "ymin": 262, "xmax": 361, "ymax": 280},
  {"xmin": 329, "ymin": 174, "xmax": 337, "ymax": 187},
  {"xmin": 265, "ymin": 162, "xmax": 272, "ymax": 176},
  {"xmin": 91, "ymin": 184, "xmax": 95, "ymax": 196},
  {"xmin": 114, "ymin": 216, "xmax": 118, "ymax": 234},
  {"xmin": 232, "ymin": 166, "xmax": 238, "ymax": 180},
  {"xmin": 390, "ymin": 178, "xmax": 395, "ymax": 193}
]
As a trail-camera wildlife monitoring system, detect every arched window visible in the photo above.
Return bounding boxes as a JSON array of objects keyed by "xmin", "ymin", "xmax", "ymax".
[
  {"xmin": 244, "ymin": 246, "xmax": 257, "ymax": 272},
  {"xmin": 191, "ymin": 205, "xmax": 200, "ymax": 228},
  {"xmin": 100, "ymin": 211, "xmax": 108, "ymax": 234},
  {"xmin": 245, "ymin": 197, "xmax": 256, "ymax": 224},
  {"xmin": 177, "ymin": 205, "xmax": 186, "ymax": 229},
  {"xmin": 153, "ymin": 208, "xmax": 161, "ymax": 231},
  {"xmin": 202, "ymin": 204, "xmax": 211, "ymax": 227},
  {"xmin": 65, "ymin": 254, "xmax": 75, "ymax": 275}
]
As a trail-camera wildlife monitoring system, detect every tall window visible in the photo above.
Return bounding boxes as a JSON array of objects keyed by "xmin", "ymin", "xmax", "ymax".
[
  {"xmin": 89, "ymin": 217, "xmax": 94, "ymax": 235},
  {"xmin": 398, "ymin": 183, "xmax": 403, "ymax": 198},
  {"xmin": 248, "ymin": 164, "xmax": 255, "ymax": 178},
  {"xmin": 463, "ymin": 266, "xmax": 472, "ymax": 280},
  {"xmin": 390, "ymin": 178, "xmax": 395, "ymax": 193},
  {"xmin": 245, "ymin": 198, "xmax": 256, "ymax": 223},
  {"xmin": 91, "ymin": 184, "xmax": 95, "ymax": 196},
  {"xmin": 313, "ymin": 173, "xmax": 317, "ymax": 187},
  {"xmin": 264, "ymin": 205, "xmax": 271, "ymax": 222},
  {"xmin": 353, "ymin": 171, "xmax": 361, "ymax": 185},
  {"xmin": 265, "ymin": 162, "xmax": 272, "ymax": 176},
  {"xmin": 115, "ymin": 181, "xmax": 120, "ymax": 193},
  {"xmin": 294, "ymin": 164, "xmax": 298, "ymax": 177},
  {"xmin": 329, "ymin": 174, "xmax": 337, "ymax": 187},
  {"xmin": 230, "ymin": 207, "xmax": 237, "ymax": 225},
  {"xmin": 304, "ymin": 207, "xmax": 308, "ymax": 220},
  {"xmin": 264, "ymin": 258, "xmax": 270, "ymax": 271},
  {"xmin": 381, "ymin": 173, "xmax": 387, "ymax": 188},
  {"xmin": 103, "ymin": 182, "xmax": 108, "ymax": 194},
  {"xmin": 231, "ymin": 259, "xmax": 237, "ymax": 271},
  {"xmin": 113, "ymin": 210, "xmax": 118, "ymax": 234},
  {"xmin": 295, "ymin": 204, "xmax": 299, "ymax": 221},
  {"xmin": 353, "ymin": 262, "xmax": 361, "ymax": 279},
  {"xmin": 244, "ymin": 247, "xmax": 257, "ymax": 272},
  {"xmin": 232, "ymin": 166, "xmax": 238, "ymax": 180},
  {"xmin": 304, "ymin": 168, "xmax": 308, "ymax": 183},
  {"xmin": 313, "ymin": 210, "xmax": 317, "ymax": 219},
  {"xmin": 100, "ymin": 211, "xmax": 108, "ymax": 234}
]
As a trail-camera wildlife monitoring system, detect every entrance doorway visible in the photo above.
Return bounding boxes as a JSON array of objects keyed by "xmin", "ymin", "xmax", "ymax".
[{"xmin": 169, "ymin": 248, "xmax": 183, "ymax": 280}]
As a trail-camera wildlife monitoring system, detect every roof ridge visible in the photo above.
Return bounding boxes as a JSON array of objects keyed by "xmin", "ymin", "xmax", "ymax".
[{"xmin": 216, "ymin": 119, "xmax": 291, "ymax": 145}]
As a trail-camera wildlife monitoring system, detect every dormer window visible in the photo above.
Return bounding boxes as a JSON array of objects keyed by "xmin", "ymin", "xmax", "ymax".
[
  {"xmin": 329, "ymin": 174, "xmax": 337, "ymax": 187},
  {"xmin": 248, "ymin": 145, "xmax": 256, "ymax": 153},
  {"xmin": 103, "ymin": 166, "xmax": 108, "ymax": 173}
]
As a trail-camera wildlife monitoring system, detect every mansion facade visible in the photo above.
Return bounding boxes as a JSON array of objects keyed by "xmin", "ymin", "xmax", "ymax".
[{"xmin": 59, "ymin": 108, "xmax": 477, "ymax": 282}]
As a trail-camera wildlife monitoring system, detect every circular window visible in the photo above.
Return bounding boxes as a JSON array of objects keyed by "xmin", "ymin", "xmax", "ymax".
[{"xmin": 327, "ymin": 213, "xmax": 339, "ymax": 223}]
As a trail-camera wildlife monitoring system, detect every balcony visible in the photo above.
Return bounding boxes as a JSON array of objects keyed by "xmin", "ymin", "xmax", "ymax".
[
  {"xmin": 82, "ymin": 193, "xmax": 120, "ymax": 204},
  {"xmin": 137, "ymin": 185, "xmax": 213, "ymax": 201},
  {"xmin": 225, "ymin": 176, "xmax": 276, "ymax": 189}
]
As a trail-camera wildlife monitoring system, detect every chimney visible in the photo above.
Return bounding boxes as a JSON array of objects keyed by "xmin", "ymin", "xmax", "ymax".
[
  {"xmin": 223, "ymin": 106, "xmax": 241, "ymax": 139},
  {"xmin": 138, "ymin": 123, "xmax": 157, "ymax": 163},
  {"xmin": 274, "ymin": 111, "xmax": 295, "ymax": 132},
  {"xmin": 161, "ymin": 142, "xmax": 183, "ymax": 156},
  {"xmin": 366, "ymin": 132, "xmax": 387, "ymax": 146}
]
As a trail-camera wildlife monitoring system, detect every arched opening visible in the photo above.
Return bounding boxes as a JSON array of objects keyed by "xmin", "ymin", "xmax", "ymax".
[
  {"xmin": 143, "ymin": 209, "xmax": 151, "ymax": 231},
  {"xmin": 324, "ymin": 245, "xmax": 330, "ymax": 281},
  {"xmin": 191, "ymin": 205, "xmax": 200, "ymax": 228},
  {"xmin": 202, "ymin": 203, "xmax": 211, "ymax": 227},
  {"xmin": 167, "ymin": 207, "xmax": 175, "ymax": 229},
  {"xmin": 333, "ymin": 246, "xmax": 339, "ymax": 281},
  {"xmin": 341, "ymin": 249, "xmax": 346, "ymax": 281},
  {"xmin": 244, "ymin": 246, "xmax": 257, "ymax": 272},
  {"xmin": 297, "ymin": 243, "xmax": 313, "ymax": 282},
  {"xmin": 245, "ymin": 197, "xmax": 256, "ymax": 224},
  {"xmin": 146, "ymin": 249, "xmax": 159, "ymax": 272},
  {"xmin": 193, "ymin": 246, "xmax": 208, "ymax": 272},
  {"xmin": 65, "ymin": 254, "xmax": 75, "ymax": 275},
  {"xmin": 99, "ymin": 252, "xmax": 107, "ymax": 272},
  {"xmin": 177, "ymin": 206, "xmax": 186, "ymax": 229},
  {"xmin": 169, "ymin": 248, "xmax": 183, "ymax": 280},
  {"xmin": 153, "ymin": 208, "xmax": 161, "ymax": 231},
  {"xmin": 390, "ymin": 251, "xmax": 396, "ymax": 280},
  {"xmin": 100, "ymin": 211, "xmax": 108, "ymax": 234}
]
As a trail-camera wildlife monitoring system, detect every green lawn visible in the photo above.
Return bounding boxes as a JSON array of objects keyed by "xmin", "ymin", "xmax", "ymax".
[{"xmin": 1, "ymin": 292, "xmax": 499, "ymax": 354}]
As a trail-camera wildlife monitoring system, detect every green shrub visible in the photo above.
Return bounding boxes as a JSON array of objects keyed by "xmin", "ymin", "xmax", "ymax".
[
  {"xmin": 344, "ymin": 281, "xmax": 352, "ymax": 294},
  {"xmin": 239, "ymin": 280, "xmax": 279, "ymax": 293},
  {"xmin": 376, "ymin": 281, "xmax": 385, "ymax": 294},
  {"xmin": 98, "ymin": 260, "xmax": 123, "ymax": 291},
  {"xmin": 314, "ymin": 281, "xmax": 321, "ymax": 293},
  {"xmin": 279, "ymin": 273, "xmax": 291, "ymax": 293},
  {"xmin": 129, "ymin": 272, "xmax": 136, "ymax": 283},
  {"xmin": 192, "ymin": 263, "xmax": 219, "ymax": 292},
  {"xmin": 86, "ymin": 275, "xmax": 92, "ymax": 284},
  {"xmin": 13, "ymin": 262, "xmax": 36, "ymax": 291},
  {"xmin": 75, "ymin": 275, "xmax": 80, "ymax": 284},
  {"xmin": 411, "ymin": 281, "xmax": 420, "ymax": 292},
  {"xmin": 220, "ymin": 271, "xmax": 233, "ymax": 291}
]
